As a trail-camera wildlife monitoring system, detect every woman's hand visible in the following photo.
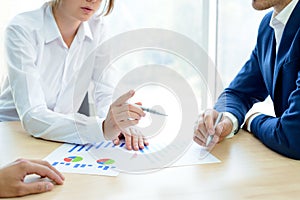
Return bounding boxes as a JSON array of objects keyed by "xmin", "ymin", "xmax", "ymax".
[
  {"xmin": 103, "ymin": 90, "xmax": 145, "ymax": 141},
  {"xmin": 113, "ymin": 127, "xmax": 149, "ymax": 151}
]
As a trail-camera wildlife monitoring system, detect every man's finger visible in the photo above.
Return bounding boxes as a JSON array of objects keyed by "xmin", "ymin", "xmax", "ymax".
[
  {"xmin": 29, "ymin": 160, "xmax": 65, "ymax": 181},
  {"xmin": 193, "ymin": 135, "xmax": 206, "ymax": 146},
  {"xmin": 195, "ymin": 115, "xmax": 209, "ymax": 143},
  {"xmin": 25, "ymin": 162, "xmax": 64, "ymax": 185},
  {"xmin": 20, "ymin": 182, "xmax": 54, "ymax": 196},
  {"xmin": 194, "ymin": 129, "xmax": 206, "ymax": 145},
  {"xmin": 203, "ymin": 110, "xmax": 217, "ymax": 135}
]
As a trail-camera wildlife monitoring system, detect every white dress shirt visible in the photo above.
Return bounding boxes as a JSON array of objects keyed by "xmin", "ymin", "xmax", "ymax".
[
  {"xmin": 0, "ymin": 3, "xmax": 115, "ymax": 144},
  {"xmin": 269, "ymin": 0, "xmax": 299, "ymax": 51}
]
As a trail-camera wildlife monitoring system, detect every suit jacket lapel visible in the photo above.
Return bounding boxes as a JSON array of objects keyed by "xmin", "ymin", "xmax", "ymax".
[
  {"xmin": 272, "ymin": 1, "xmax": 300, "ymax": 96},
  {"xmin": 265, "ymin": 33, "xmax": 276, "ymax": 98}
]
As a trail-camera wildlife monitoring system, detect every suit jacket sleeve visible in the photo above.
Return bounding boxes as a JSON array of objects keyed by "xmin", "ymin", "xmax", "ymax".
[
  {"xmin": 251, "ymin": 56, "xmax": 300, "ymax": 160},
  {"xmin": 214, "ymin": 45, "xmax": 269, "ymax": 128},
  {"xmin": 215, "ymin": 10, "xmax": 300, "ymax": 159}
]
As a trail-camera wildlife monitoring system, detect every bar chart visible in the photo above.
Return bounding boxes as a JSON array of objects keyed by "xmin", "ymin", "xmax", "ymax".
[{"xmin": 44, "ymin": 140, "xmax": 220, "ymax": 176}]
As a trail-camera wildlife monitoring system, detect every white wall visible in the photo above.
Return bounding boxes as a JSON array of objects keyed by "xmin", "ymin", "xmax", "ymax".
[
  {"xmin": 0, "ymin": 0, "xmax": 212, "ymax": 87},
  {"xmin": 217, "ymin": 1, "xmax": 274, "ymax": 116},
  {"xmin": 217, "ymin": 1, "xmax": 269, "ymax": 86}
]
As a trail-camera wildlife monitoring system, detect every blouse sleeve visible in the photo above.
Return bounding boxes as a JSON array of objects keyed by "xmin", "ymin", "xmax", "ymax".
[{"xmin": 5, "ymin": 24, "xmax": 105, "ymax": 144}]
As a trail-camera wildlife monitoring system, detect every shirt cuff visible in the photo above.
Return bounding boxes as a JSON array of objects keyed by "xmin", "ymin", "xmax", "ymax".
[
  {"xmin": 246, "ymin": 113, "xmax": 262, "ymax": 132},
  {"xmin": 223, "ymin": 112, "xmax": 239, "ymax": 138},
  {"xmin": 78, "ymin": 116, "xmax": 106, "ymax": 144}
]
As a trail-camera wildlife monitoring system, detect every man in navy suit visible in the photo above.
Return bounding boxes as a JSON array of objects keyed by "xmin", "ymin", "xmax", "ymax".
[{"xmin": 194, "ymin": 0, "xmax": 300, "ymax": 159}]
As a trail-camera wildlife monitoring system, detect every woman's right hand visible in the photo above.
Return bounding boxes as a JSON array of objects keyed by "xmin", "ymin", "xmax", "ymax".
[{"xmin": 103, "ymin": 90, "xmax": 145, "ymax": 141}]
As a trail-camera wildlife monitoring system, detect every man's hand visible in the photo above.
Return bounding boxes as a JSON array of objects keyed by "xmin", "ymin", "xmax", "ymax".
[
  {"xmin": 0, "ymin": 159, "xmax": 64, "ymax": 198},
  {"xmin": 193, "ymin": 109, "xmax": 233, "ymax": 149}
]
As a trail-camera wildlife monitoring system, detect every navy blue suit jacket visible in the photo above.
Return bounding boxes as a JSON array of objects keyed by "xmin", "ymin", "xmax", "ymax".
[{"xmin": 215, "ymin": 2, "xmax": 300, "ymax": 159}]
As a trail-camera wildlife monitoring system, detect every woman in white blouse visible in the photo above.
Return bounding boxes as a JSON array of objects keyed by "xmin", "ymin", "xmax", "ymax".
[{"xmin": 0, "ymin": 0, "xmax": 148, "ymax": 151}]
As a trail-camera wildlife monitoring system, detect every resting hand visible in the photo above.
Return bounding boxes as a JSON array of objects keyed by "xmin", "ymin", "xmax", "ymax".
[
  {"xmin": 0, "ymin": 159, "xmax": 64, "ymax": 198},
  {"xmin": 113, "ymin": 127, "xmax": 149, "ymax": 151},
  {"xmin": 103, "ymin": 90, "xmax": 145, "ymax": 140},
  {"xmin": 193, "ymin": 109, "xmax": 232, "ymax": 148}
]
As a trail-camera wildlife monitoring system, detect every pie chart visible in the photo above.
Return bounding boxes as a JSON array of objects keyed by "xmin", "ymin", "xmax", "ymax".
[
  {"xmin": 64, "ymin": 156, "xmax": 83, "ymax": 163},
  {"xmin": 97, "ymin": 158, "xmax": 115, "ymax": 165}
]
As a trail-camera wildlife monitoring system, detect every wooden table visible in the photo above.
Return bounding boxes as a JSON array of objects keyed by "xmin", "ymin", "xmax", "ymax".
[{"xmin": 1, "ymin": 121, "xmax": 300, "ymax": 200}]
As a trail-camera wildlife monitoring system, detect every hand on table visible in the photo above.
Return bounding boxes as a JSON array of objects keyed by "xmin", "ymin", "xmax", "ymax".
[
  {"xmin": 0, "ymin": 159, "xmax": 64, "ymax": 198},
  {"xmin": 113, "ymin": 127, "xmax": 149, "ymax": 151}
]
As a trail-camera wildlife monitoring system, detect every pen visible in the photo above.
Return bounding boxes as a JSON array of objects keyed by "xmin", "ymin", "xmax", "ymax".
[
  {"xmin": 139, "ymin": 106, "xmax": 168, "ymax": 116},
  {"xmin": 206, "ymin": 112, "xmax": 223, "ymax": 147}
]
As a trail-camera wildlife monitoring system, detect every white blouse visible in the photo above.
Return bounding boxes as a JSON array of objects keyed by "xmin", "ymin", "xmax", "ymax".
[{"xmin": 0, "ymin": 3, "xmax": 115, "ymax": 144}]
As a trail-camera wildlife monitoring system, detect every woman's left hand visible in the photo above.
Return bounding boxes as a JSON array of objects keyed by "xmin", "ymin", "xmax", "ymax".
[{"xmin": 113, "ymin": 127, "xmax": 149, "ymax": 151}]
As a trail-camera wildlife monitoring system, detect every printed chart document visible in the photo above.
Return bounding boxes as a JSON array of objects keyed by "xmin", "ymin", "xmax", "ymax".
[{"xmin": 44, "ymin": 140, "xmax": 220, "ymax": 177}]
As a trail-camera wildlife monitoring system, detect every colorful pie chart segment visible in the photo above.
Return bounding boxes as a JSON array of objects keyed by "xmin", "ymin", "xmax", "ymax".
[
  {"xmin": 97, "ymin": 158, "xmax": 115, "ymax": 165},
  {"xmin": 64, "ymin": 156, "xmax": 83, "ymax": 163}
]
